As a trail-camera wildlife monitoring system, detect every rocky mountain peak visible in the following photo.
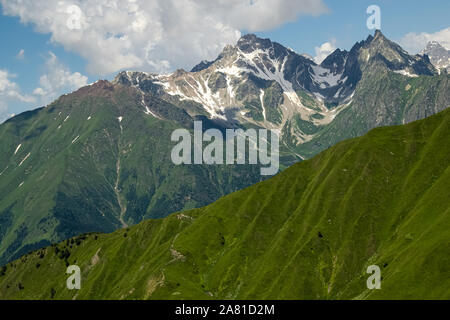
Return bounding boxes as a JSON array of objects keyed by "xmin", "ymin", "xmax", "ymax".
[
  {"xmin": 354, "ymin": 30, "xmax": 436, "ymax": 76},
  {"xmin": 424, "ymin": 41, "xmax": 445, "ymax": 51},
  {"xmin": 237, "ymin": 34, "xmax": 270, "ymax": 51},
  {"xmin": 191, "ymin": 60, "xmax": 215, "ymax": 72},
  {"xmin": 373, "ymin": 29, "xmax": 385, "ymax": 40},
  {"xmin": 236, "ymin": 34, "xmax": 289, "ymax": 59},
  {"xmin": 365, "ymin": 30, "xmax": 401, "ymax": 53},
  {"xmin": 421, "ymin": 41, "xmax": 450, "ymax": 72},
  {"xmin": 320, "ymin": 48, "xmax": 348, "ymax": 74}
]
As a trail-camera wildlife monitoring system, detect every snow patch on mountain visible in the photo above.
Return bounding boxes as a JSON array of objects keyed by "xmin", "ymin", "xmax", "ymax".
[
  {"xmin": 237, "ymin": 48, "xmax": 302, "ymax": 108},
  {"xmin": 394, "ymin": 69, "xmax": 419, "ymax": 78},
  {"xmin": 260, "ymin": 89, "xmax": 266, "ymax": 121},
  {"xmin": 18, "ymin": 152, "xmax": 30, "ymax": 167},
  {"xmin": 311, "ymin": 65, "xmax": 344, "ymax": 87},
  {"xmin": 14, "ymin": 144, "xmax": 22, "ymax": 155},
  {"xmin": 216, "ymin": 65, "xmax": 243, "ymax": 78},
  {"xmin": 71, "ymin": 135, "xmax": 80, "ymax": 144}
]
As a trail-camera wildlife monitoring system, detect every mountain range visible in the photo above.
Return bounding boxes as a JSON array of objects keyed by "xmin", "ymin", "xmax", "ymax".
[
  {"xmin": 0, "ymin": 30, "xmax": 449, "ymax": 266},
  {"xmin": 1, "ymin": 105, "xmax": 449, "ymax": 299}
]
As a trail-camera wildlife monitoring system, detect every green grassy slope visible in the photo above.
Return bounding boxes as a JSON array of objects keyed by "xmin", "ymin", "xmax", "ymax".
[
  {"xmin": 0, "ymin": 81, "xmax": 264, "ymax": 265},
  {"xmin": 1, "ymin": 106, "xmax": 449, "ymax": 300}
]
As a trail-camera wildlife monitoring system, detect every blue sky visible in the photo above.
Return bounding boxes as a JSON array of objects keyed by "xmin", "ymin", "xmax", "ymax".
[
  {"xmin": 0, "ymin": 16, "xmax": 87, "ymax": 95},
  {"xmin": 256, "ymin": 0, "xmax": 450, "ymax": 55},
  {"xmin": 0, "ymin": 0, "xmax": 449, "ymax": 122}
]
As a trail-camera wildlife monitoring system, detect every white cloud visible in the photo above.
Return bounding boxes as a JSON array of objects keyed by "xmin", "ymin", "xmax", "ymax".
[
  {"xmin": 314, "ymin": 39, "xmax": 336, "ymax": 64},
  {"xmin": 0, "ymin": 52, "xmax": 88, "ymax": 122},
  {"xmin": 33, "ymin": 52, "xmax": 88, "ymax": 105},
  {"xmin": 0, "ymin": 69, "xmax": 35, "ymax": 122},
  {"xmin": 32, "ymin": 87, "xmax": 45, "ymax": 96},
  {"xmin": 0, "ymin": 70, "xmax": 35, "ymax": 103},
  {"xmin": 0, "ymin": 0, "xmax": 328, "ymax": 75},
  {"xmin": 399, "ymin": 27, "xmax": 450, "ymax": 54},
  {"xmin": 16, "ymin": 49, "xmax": 25, "ymax": 60}
]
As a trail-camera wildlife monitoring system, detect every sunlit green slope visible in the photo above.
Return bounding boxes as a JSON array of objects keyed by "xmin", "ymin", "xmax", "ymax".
[{"xmin": 1, "ymin": 107, "xmax": 449, "ymax": 300}]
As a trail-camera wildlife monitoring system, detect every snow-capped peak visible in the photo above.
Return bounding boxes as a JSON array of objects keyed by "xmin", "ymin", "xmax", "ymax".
[{"xmin": 421, "ymin": 41, "xmax": 450, "ymax": 73}]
